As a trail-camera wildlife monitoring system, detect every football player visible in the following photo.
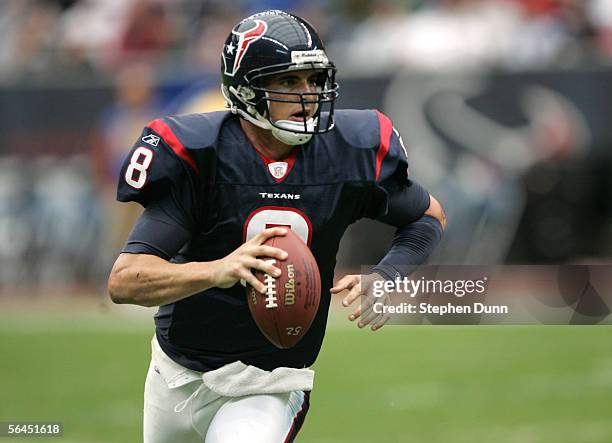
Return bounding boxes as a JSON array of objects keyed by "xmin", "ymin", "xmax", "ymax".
[{"xmin": 108, "ymin": 9, "xmax": 446, "ymax": 443}]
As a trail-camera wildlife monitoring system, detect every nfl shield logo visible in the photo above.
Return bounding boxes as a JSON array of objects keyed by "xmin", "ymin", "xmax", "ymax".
[{"xmin": 268, "ymin": 162, "xmax": 288, "ymax": 179}]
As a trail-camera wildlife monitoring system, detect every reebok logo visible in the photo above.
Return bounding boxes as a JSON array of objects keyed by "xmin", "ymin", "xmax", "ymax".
[{"xmin": 142, "ymin": 134, "xmax": 160, "ymax": 146}]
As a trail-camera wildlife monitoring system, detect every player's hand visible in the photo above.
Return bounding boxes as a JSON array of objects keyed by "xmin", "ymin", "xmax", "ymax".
[
  {"xmin": 209, "ymin": 227, "xmax": 288, "ymax": 293},
  {"xmin": 330, "ymin": 273, "xmax": 390, "ymax": 331}
]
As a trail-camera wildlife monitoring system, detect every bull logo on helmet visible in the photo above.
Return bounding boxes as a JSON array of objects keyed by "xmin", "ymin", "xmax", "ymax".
[{"xmin": 223, "ymin": 20, "xmax": 268, "ymax": 77}]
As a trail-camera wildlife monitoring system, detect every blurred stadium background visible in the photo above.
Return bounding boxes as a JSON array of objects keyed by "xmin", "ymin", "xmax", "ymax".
[{"xmin": 1, "ymin": 0, "xmax": 612, "ymax": 442}]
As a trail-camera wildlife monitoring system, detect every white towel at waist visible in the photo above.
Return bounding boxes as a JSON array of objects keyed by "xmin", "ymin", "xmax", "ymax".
[{"xmin": 151, "ymin": 336, "xmax": 314, "ymax": 398}]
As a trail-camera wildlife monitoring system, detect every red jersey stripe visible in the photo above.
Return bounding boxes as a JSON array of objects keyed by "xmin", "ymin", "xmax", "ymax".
[
  {"xmin": 375, "ymin": 111, "xmax": 393, "ymax": 182},
  {"xmin": 147, "ymin": 119, "xmax": 200, "ymax": 174}
]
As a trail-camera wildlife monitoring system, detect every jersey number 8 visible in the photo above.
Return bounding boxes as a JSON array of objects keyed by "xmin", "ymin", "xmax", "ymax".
[
  {"xmin": 125, "ymin": 147, "xmax": 154, "ymax": 189},
  {"xmin": 244, "ymin": 207, "xmax": 312, "ymax": 246}
]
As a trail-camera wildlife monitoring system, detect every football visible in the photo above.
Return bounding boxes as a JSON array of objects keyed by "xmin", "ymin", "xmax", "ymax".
[{"xmin": 246, "ymin": 229, "xmax": 321, "ymax": 349}]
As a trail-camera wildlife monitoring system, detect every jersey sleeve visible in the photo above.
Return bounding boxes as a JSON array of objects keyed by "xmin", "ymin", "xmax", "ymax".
[
  {"xmin": 122, "ymin": 197, "xmax": 194, "ymax": 260},
  {"xmin": 362, "ymin": 111, "xmax": 430, "ymax": 225},
  {"xmin": 116, "ymin": 119, "xmax": 201, "ymax": 232}
]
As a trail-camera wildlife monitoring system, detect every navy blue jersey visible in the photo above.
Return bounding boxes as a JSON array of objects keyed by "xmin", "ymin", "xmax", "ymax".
[{"xmin": 117, "ymin": 110, "xmax": 428, "ymax": 371}]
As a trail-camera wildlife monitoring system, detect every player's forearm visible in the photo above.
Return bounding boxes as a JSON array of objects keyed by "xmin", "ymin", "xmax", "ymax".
[
  {"xmin": 372, "ymin": 193, "xmax": 446, "ymax": 279},
  {"xmin": 108, "ymin": 253, "xmax": 216, "ymax": 307},
  {"xmin": 372, "ymin": 214, "xmax": 444, "ymax": 280}
]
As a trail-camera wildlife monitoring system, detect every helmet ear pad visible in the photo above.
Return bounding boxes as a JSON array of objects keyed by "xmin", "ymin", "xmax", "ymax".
[{"xmin": 225, "ymin": 84, "xmax": 266, "ymax": 120}]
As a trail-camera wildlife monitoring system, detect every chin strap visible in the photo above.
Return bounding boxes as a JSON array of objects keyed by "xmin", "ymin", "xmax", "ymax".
[{"xmin": 271, "ymin": 119, "xmax": 314, "ymax": 145}]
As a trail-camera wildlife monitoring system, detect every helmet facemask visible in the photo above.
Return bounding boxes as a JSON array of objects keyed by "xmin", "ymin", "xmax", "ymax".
[{"xmin": 224, "ymin": 62, "xmax": 338, "ymax": 145}]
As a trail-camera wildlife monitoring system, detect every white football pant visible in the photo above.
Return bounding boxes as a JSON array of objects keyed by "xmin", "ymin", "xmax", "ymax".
[{"xmin": 143, "ymin": 338, "xmax": 310, "ymax": 443}]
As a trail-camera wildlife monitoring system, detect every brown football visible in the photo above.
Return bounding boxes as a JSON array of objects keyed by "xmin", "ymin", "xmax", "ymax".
[{"xmin": 246, "ymin": 229, "xmax": 321, "ymax": 349}]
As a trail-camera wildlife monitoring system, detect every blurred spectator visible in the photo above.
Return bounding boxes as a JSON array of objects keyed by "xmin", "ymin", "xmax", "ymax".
[
  {"xmin": 90, "ymin": 62, "xmax": 161, "ymax": 261},
  {"xmin": 0, "ymin": 157, "xmax": 32, "ymax": 286},
  {"xmin": 338, "ymin": 0, "xmax": 525, "ymax": 73},
  {"xmin": 504, "ymin": 0, "xmax": 573, "ymax": 69},
  {"xmin": 513, "ymin": 0, "xmax": 600, "ymax": 66},
  {"xmin": 2, "ymin": 0, "xmax": 612, "ymax": 81},
  {"xmin": 588, "ymin": 0, "xmax": 612, "ymax": 57},
  {"xmin": 59, "ymin": 0, "xmax": 137, "ymax": 69},
  {"xmin": 30, "ymin": 156, "xmax": 102, "ymax": 286},
  {"xmin": 334, "ymin": 0, "xmax": 611, "ymax": 73},
  {"xmin": 188, "ymin": 3, "xmax": 243, "ymax": 71},
  {"xmin": 0, "ymin": 0, "xmax": 63, "ymax": 80},
  {"xmin": 117, "ymin": 0, "xmax": 176, "ymax": 63}
]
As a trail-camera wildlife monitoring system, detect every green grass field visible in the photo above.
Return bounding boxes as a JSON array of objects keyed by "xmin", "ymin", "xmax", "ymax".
[{"xmin": 1, "ymin": 304, "xmax": 611, "ymax": 443}]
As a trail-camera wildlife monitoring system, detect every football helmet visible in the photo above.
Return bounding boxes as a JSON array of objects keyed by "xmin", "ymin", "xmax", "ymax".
[{"xmin": 221, "ymin": 10, "xmax": 338, "ymax": 145}]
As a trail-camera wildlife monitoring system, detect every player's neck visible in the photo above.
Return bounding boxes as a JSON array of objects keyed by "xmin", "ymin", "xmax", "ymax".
[{"xmin": 239, "ymin": 118, "xmax": 294, "ymax": 161}]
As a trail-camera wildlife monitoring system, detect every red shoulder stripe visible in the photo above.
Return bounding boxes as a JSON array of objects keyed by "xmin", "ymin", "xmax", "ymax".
[
  {"xmin": 375, "ymin": 111, "xmax": 393, "ymax": 182},
  {"xmin": 147, "ymin": 119, "xmax": 199, "ymax": 174}
]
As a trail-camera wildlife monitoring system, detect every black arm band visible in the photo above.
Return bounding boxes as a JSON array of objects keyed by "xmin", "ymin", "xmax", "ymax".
[{"xmin": 372, "ymin": 214, "xmax": 443, "ymax": 280}]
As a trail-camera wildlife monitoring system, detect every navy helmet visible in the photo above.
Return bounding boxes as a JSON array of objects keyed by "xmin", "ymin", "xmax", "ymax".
[{"xmin": 221, "ymin": 10, "xmax": 338, "ymax": 145}]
